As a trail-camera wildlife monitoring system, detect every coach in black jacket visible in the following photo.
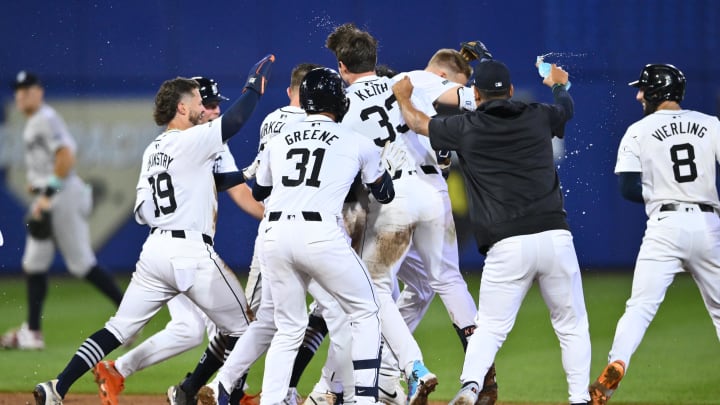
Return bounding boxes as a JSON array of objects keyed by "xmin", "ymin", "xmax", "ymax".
[{"xmin": 392, "ymin": 60, "xmax": 592, "ymax": 405}]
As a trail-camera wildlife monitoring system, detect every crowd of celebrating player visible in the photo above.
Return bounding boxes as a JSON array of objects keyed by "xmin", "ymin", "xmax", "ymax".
[{"xmin": 9, "ymin": 21, "xmax": 719, "ymax": 405}]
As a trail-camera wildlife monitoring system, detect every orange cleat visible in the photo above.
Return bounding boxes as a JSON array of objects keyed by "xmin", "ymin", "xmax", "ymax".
[
  {"xmin": 92, "ymin": 360, "xmax": 125, "ymax": 405},
  {"xmin": 589, "ymin": 360, "xmax": 626, "ymax": 405}
]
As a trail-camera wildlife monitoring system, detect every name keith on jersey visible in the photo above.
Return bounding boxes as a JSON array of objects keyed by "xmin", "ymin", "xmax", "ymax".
[{"xmin": 651, "ymin": 121, "xmax": 707, "ymax": 141}]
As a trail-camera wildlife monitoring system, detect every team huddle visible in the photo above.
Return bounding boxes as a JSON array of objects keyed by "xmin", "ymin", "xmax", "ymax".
[{"xmin": 8, "ymin": 22, "xmax": 720, "ymax": 405}]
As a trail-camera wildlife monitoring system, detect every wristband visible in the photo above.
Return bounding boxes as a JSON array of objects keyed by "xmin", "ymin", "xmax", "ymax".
[{"xmin": 45, "ymin": 175, "xmax": 64, "ymax": 196}]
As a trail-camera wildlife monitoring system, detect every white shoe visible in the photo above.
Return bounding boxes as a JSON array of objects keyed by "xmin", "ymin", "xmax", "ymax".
[
  {"xmin": 2, "ymin": 323, "xmax": 45, "ymax": 350},
  {"xmin": 33, "ymin": 379, "xmax": 63, "ymax": 405},
  {"xmin": 302, "ymin": 390, "xmax": 336, "ymax": 405},
  {"xmin": 448, "ymin": 382, "xmax": 480, "ymax": 405},
  {"xmin": 282, "ymin": 387, "xmax": 303, "ymax": 405},
  {"xmin": 378, "ymin": 373, "xmax": 405, "ymax": 405}
]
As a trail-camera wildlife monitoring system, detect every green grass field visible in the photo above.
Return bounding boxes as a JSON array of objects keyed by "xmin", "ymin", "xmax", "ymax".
[{"xmin": 0, "ymin": 271, "xmax": 718, "ymax": 404}]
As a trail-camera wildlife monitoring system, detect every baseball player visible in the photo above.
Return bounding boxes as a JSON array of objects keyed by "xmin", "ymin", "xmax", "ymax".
[
  {"xmin": 1, "ymin": 71, "xmax": 125, "ymax": 351},
  {"xmin": 325, "ymin": 24, "xmax": 483, "ymax": 405},
  {"xmin": 589, "ymin": 64, "xmax": 720, "ymax": 405},
  {"xmin": 250, "ymin": 67, "xmax": 393, "ymax": 405},
  {"xmin": 393, "ymin": 59, "xmax": 591, "ymax": 405},
  {"xmin": 90, "ymin": 76, "xmax": 264, "ymax": 405},
  {"xmin": 32, "ymin": 54, "xmax": 274, "ymax": 405}
]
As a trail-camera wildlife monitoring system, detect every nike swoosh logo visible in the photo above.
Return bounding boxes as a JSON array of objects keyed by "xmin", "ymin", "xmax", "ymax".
[
  {"xmin": 658, "ymin": 216, "xmax": 668, "ymax": 221},
  {"xmin": 378, "ymin": 386, "xmax": 398, "ymax": 399}
]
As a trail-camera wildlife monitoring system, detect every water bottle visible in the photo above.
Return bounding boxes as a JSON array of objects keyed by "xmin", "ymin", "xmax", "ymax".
[{"xmin": 536, "ymin": 56, "xmax": 571, "ymax": 90}]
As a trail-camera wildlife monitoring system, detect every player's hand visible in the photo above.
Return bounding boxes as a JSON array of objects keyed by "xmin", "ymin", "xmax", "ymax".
[
  {"xmin": 32, "ymin": 195, "xmax": 51, "ymax": 218},
  {"xmin": 244, "ymin": 54, "xmax": 275, "ymax": 95},
  {"xmin": 460, "ymin": 40, "xmax": 493, "ymax": 62},
  {"xmin": 242, "ymin": 158, "xmax": 260, "ymax": 180},
  {"xmin": 381, "ymin": 141, "xmax": 407, "ymax": 174},
  {"xmin": 392, "ymin": 76, "xmax": 414, "ymax": 101},
  {"xmin": 436, "ymin": 149, "xmax": 452, "ymax": 170},
  {"xmin": 543, "ymin": 64, "xmax": 569, "ymax": 88}
]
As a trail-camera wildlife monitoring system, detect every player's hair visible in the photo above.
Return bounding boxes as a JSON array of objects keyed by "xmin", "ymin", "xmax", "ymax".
[
  {"xmin": 326, "ymin": 23, "xmax": 377, "ymax": 73},
  {"xmin": 290, "ymin": 63, "xmax": 323, "ymax": 90},
  {"xmin": 427, "ymin": 49, "xmax": 472, "ymax": 80},
  {"xmin": 153, "ymin": 77, "xmax": 200, "ymax": 126},
  {"xmin": 477, "ymin": 88, "xmax": 511, "ymax": 100}
]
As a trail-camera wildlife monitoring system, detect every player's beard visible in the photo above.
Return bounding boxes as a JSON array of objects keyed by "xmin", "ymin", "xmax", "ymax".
[{"xmin": 189, "ymin": 110, "xmax": 204, "ymax": 125}]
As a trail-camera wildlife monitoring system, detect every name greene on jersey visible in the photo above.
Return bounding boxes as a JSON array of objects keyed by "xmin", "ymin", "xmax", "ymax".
[
  {"xmin": 651, "ymin": 120, "xmax": 707, "ymax": 141},
  {"xmin": 146, "ymin": 151, "xmax": 174, "ymax": 170},
  {"xmin": 285, "ymin": 127, "xmax": 339, "ymax": 146}
]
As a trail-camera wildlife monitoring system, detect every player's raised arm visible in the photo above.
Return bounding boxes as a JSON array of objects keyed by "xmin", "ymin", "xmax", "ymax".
[{"xmin": 220, "ymin": 54, "xmax": 275, "ymax": 142}]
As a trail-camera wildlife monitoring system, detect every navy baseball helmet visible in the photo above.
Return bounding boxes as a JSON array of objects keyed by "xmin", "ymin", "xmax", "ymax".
[
  {"xmin": 192, "ymin": 76, "xmax": 229, "ymax": 105},
  {"xmin": 629, "ymin": 64, "xmax": 686, "ymax": 103},
  {"xmin": 299, "ymin": 67, "xmax": 349, "ymax": 122}
]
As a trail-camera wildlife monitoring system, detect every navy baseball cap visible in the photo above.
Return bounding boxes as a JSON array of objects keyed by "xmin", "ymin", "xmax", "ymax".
[
  {"xmin": 13, "ymin": 70, "xmax": 42, "ymax": 90},
  {"xmin": 473, "ymin": 60, "xmax": 511, "ymax": 91}
]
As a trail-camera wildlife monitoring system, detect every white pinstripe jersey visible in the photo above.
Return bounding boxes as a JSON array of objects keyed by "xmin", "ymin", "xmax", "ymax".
[{"xmin": 23, "ymin": 104, "xmax": 77, "ymax": 188}]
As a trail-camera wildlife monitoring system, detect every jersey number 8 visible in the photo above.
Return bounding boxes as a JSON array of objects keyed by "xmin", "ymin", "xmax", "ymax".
[{"xmin": 670, "ymin": 143, "xmax": 697, "ymax": 183}]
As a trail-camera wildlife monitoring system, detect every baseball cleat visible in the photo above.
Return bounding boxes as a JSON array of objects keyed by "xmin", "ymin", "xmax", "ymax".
[
  {"xmin": 244, "ymin": 54, "xmax": 275, "ymax": 95},
  {"xmin": 448, "ymin": 381, "xmax": 479, "ymax": 405},
  {"xmin": 589, "ymin": 360, "xmax": 626, "ymax": 405},
  {"xmin": 1, "ymin": 322, "xmax": 45, "ymax": 350},
  {"xmin": 92, "ymin": 360, "xmax": 125, "ymax": 405},
  {"xmin": 283, "ymin": 387, "xmax": 302, "ymax": 405},
  {"xmin": 33, "ymin": 379, "xmax": 63, "ymax": 405},
  {"xmin": 476, "ymin": 363, "xmax": 498, "ymax": 405},
  {"xmin": 407, "ymin": 360, "xmax": 438, "ymax": 405},
  {"xmin": 378, "ymin": 372, "xmax": 405, "ymax": 405},
  {"xmin": 302, "ymin": 390, "xmax": 336, "ymax": 405},
  {"xmin": 167, "ymin": 382, "xmax": 197, "ymax": 405}
]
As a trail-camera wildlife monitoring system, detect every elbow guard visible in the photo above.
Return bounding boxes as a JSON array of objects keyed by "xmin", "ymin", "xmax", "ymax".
[{"xmin": 368, "ymin": 171, "xmax": 395, "ymax": 204}]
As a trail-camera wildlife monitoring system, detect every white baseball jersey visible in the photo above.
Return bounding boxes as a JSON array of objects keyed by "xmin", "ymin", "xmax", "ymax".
[
  {"xmin": 23, "ymin": 104, "xmax": 77, "ymax": 188},
  {"xmin": 246, "ymin": 105, "xmax": 306, "ymax": 312},
  {"xmin": 342, "ymin": 73, "xmax": 478, "ymax": 378},
  {"xmin": 607, "ymin": 108, "xmax": 720, "ymax": 368},
  {"xmin": 615, "ymin": 109, "xmax": 720, "ymax": 215},
  {"xmin": 255, "ymin": 114, "xmax": 383, "ymax": 404},
  {"xmin": 134, "ymin": 118, "xmax": 225, "ymax": 237},
  {"xmin": 257, "ymin": 115, "xmax": 385, "ymax": 215}
]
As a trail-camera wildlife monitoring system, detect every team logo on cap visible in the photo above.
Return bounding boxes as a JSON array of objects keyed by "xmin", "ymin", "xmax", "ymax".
[
  {"xmin": 494, "ymin": 81, "xmax": 503, "ymax": 88},
  {"xmin": 16, "ymin": 71, "xmax": 28, "ymax": 83}
]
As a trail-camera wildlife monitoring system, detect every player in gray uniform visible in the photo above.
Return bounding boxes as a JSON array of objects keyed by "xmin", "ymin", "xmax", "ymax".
[
  {"xmin": 1, "ymin": 71, "xmax": 124, "ymax": 351},
  {"xmin": 589, "ymin": 64, "xmax": 720, "ymax": 405},
  {"xmin": 91, "ymin": 76, "xmax": 265, "ymax": 405},
  {"xmin": 251, "ymin": 67, "xmax": 394, "ymax": 405},
  {"xmin": 32, "ymin": 54, "xmax": 274, "ymax": 405}
]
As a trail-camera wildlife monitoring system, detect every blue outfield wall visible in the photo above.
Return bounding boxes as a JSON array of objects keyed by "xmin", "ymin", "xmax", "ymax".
[{"xmin": 0, "ymin": 1, "xmax": 718, "ymax": 274}]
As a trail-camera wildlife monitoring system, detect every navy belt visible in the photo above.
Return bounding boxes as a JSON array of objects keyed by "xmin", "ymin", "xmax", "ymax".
[
  {"xmin": 268, "ymin": 211, "xmax": 322, "ymax": 222},
  {"xmin": 392, "ymin": 165, "xmax": 439, "ymax": 180},
  {"xmin": 660, "ymin": 203, "xmax": 714, "ymax": 213},
  {"xmin": 150, "ymin": 228, "xmax": 213, "ymax": 246}
]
